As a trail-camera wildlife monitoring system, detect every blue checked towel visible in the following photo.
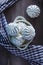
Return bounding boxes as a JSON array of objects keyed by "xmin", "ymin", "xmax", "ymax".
[{"xmin": 0, "ymin": 0, "xmax": 43, "ymax": 65}]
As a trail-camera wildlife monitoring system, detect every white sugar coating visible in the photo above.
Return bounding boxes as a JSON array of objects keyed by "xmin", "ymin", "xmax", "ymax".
[
  {"xmin": 17, "ymin": 22, "xmax": 26, "ymax": 32},
  {"xmin": 21, "ymin": 26, "xmax": 35, "ymax": 40},
  {"xmin": 6, "ymin": 23, "xmax": 19, "ymax": 36},
  {"xmin": 6, "ymin": 16, "xmax": 36, "ymax": 50},
  {"xmin": 10, "ymin": 34, "xmax": 24, "ymax": 47},
  {"xmin": 26, "ymin": 5, "xmax": 40, "ymax": 18}
]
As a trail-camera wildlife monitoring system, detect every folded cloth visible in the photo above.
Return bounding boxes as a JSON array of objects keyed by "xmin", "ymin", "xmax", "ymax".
[
  {"xmin": 0, "ymin": 0, "xmax": 43, "ymax": 65},
  {"xmin": 0, "ymin": 0, "xmax": 18, "ymax": 13}
]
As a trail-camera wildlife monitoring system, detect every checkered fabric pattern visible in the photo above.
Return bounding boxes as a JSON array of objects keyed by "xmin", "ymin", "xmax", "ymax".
[
  {"xmin": 0, "ymin": 0, "xmax": 18, "ymax": 13},
  {"xmin": 0, "ymin": 0, "xmax": 43, "ymax": 65}
]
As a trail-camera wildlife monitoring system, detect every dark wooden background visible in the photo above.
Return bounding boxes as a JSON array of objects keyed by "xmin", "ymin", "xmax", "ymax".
[{"xmin": 0, "ymin": 0, "xmax": 43, "ymax": 65}]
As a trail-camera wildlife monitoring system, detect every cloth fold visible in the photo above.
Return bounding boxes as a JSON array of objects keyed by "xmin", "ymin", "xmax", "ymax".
[
  {"xmin": 0, "ymin": 0, "xmax": 43, "ymax": 65},
  {"xmin": 0, "ymin": 0, "xmax": 18, "ymax": 13}
]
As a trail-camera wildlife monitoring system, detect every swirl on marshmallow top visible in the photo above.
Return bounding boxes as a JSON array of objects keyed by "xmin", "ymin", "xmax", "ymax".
[
  {"xmin": 6, "ymin": 16, "xmax": 36, "ymax": 50},
  {"xmin": 26, "ymin": 5, "xmax": 40, "ymax": 18}
]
